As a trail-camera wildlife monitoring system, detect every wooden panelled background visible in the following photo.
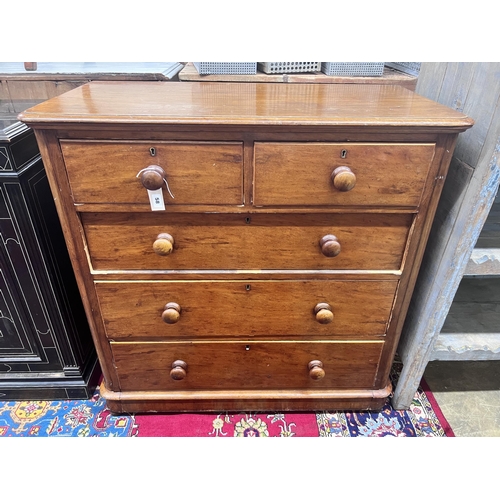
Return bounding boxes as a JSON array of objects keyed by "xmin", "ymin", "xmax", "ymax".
[{"xmin": 394, "ymin": 62, "xmax": 500, "ymax": 409}]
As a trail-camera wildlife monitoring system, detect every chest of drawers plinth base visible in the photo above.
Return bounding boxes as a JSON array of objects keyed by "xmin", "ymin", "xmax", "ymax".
[
  {"xmin": 100, "ymin": 383, "xmax": 393, "ymax": 414},
  {"xmin": 19, "ymin": 82, "xmax": 473, "ymax": 413}
]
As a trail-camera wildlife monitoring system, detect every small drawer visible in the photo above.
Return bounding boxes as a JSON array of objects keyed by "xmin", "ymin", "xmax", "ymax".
[
  {"xmin": 110, "ymin": 340, "xmax": 385, "ymax": 391},
  {"xmin": 95, "ymin": 279, "xmax": 398, "ymax": 340},
  {"xmin": 60, "ymin": 140, "xmax": 244, "ymax": 205},
  {"xmin": 253, "ymin": 142, "xmax": 435, "ymax": 207},
  {"xmin": 82, "ymin": 212, "xmax": 412, "ymax": 271}
]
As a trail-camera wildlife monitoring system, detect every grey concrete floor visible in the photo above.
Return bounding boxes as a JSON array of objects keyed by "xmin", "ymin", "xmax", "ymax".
[{"xmin": 422, "ymin": 360, "xmax": 500, "ymax": 436}]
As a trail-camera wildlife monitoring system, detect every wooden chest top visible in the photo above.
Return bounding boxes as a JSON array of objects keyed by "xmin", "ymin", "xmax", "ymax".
[{"xmin": 19, "ymin": 81, "xmax": 473, "ymax": 130}]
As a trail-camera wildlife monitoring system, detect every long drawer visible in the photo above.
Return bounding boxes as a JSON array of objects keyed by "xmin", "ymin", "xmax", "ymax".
[
  {"xmin": 253, "ymin": 142, "xmax": 436, "ymax": 207},
  {"xmin": 60, "ymin": 140, "xmax": 244, "ymax": 205},
  {"xmin": 110, "ymin": 340, "xmax": 385, "ymax": 391},
  {"xmin": 83, "ymin": 212, "xmax": 412, "ymax": 271},
  {"xmin": 95, "ymin": 280, "xmax": 398, "ymax": 340}
]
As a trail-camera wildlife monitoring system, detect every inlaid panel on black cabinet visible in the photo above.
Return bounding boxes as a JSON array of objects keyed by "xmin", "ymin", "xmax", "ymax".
[{"xmin": 0, "ymin": 117, "xmax": 99, "ymax": 400}]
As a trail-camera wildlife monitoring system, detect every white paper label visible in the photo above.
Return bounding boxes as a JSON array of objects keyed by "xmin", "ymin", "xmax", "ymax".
[{"xmin": 147, "ymin": 188, "xmax": 166, "ymax": 211}]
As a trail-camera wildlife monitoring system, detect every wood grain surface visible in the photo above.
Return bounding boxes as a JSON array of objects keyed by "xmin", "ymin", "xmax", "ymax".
[
  {"xmin": 19, "ymin": 81, "xmax": 474, "ymax": 129},
  {"xmin": 110, "ymin": 340, "xmax": 385, "ymax": 391},
  {"xmin": 82, "ymin": 212, "xmax": 413, "ymax": 271},
  {"xmin": 95, "ymin": 279, "xmax": 398, "ymax": 340},
  {"xmin": 60, "ymin": 140, "xmax": 243, "ymax": 205},
  {"xmin": 254, "ymin": 142, "xmax": 436, "ymax": 207}
]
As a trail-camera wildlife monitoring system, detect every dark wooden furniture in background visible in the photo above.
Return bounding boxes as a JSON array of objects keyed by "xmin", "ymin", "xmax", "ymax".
[
  {"xmin": 0, "ymin": 116, "xmax": 100, "ymax": 399},
  {"xmin": 0, "ymin": 63, "xmax": 185, "ymax": 400},
  {"xmin": 20, "ymin": 82, "xmax": 472, "ymax": 413}
]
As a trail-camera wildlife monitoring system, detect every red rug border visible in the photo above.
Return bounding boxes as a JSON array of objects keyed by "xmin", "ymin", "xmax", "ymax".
[
  {"xmin": 97, "ymin": 374, "xmax": 455, "ymax": 437},
  {"xmin": 420, "ymin": 377, "xmax": 455, "ymax": 437}
]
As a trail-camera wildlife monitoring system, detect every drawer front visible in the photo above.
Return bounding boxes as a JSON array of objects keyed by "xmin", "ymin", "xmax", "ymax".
[
  {"xmin": 95, "ymin": 280, "xmax": 398, "ymax": 340},
  {"xmin": 83, "ymin": 212, "xmax": 412, "ymax": 271},
  {"xmin": 111, "ymin": 340, "xmax": 384, "ymax": 391},
  {"xmin": 253, "ymin": 142, "xmax": 435, "ymax": 207},
  {"xmin": 60, "ymin": 140, "xmax": 244, "ymax": 205}
]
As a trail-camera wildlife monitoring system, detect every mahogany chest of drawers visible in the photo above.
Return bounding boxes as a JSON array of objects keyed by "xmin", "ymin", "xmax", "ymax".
[{"xmin": 19, "ymin": 81, "xmax": 473, "ymax": 413}]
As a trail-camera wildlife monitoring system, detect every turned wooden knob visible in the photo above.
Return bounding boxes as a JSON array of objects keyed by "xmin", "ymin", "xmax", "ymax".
[
  {"xmin": 162, "ymin": 302, "xmax": 181, "ymax": 324},
  {"xmin": 170, "ymin": 360, "xmax": 187, "ymax": 380},
  {"xmin": 153, "ymin": 233, "xmax": 174, "ymax": 256},
  {"xmin": 314, "ymin": 303, "xmax": 334, "ymax": 324},
  {"xmin": 138, "ymin": 165, "xmax": 166, "ymax": 190},
  {"xmin": 319, "ymin": 235, "xmax": 341, "ymax": 257},
  {"xmin": 331, "ymin": 166, "xmax": 356, "ymax": 192},
  {"xmin": 308, "ymin": 360, "xmax": 325, "ymax": 380}
]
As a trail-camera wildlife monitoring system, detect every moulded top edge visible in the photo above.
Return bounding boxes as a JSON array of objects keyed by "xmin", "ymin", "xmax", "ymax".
[{"xmin": 17, "ymin": 81, "xmax": 474, "ymax": 131}]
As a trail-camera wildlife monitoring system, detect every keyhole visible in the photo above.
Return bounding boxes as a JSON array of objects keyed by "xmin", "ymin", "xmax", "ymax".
[
  {"xmin": 245, "ymin": 284, "xmax": 251, "ymax": 291},
  {"xmin": 150, "ymin": 147, "xmax": 156, "ymax": 157},
  {"xmin": 340, "ymin": 149, "xmax": 348, "ymax": 159},
  {"xmin": 245, "ymin": 345, "xmax": 250, "ymax": 351},
  {"xmin": 245, "ymin": 217, "xmax": 251, "ymax": 224}
]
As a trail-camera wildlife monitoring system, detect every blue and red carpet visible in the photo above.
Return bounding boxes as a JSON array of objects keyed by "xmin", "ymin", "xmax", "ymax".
[{"xmin": 0, "ymin": 367, "xmax": 453, "ymax": 437}]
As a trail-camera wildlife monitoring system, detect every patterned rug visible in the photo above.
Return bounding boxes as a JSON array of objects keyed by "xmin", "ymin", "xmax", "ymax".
[{"xmin": 0, "ymin": 370, "xmax": 453, "ymax": 437}]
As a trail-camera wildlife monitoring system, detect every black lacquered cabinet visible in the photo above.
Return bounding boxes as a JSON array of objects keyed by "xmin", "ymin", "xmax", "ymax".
[{"xmin": 0, "ymin": 117, "xmax": 100, "ymax": 399}]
